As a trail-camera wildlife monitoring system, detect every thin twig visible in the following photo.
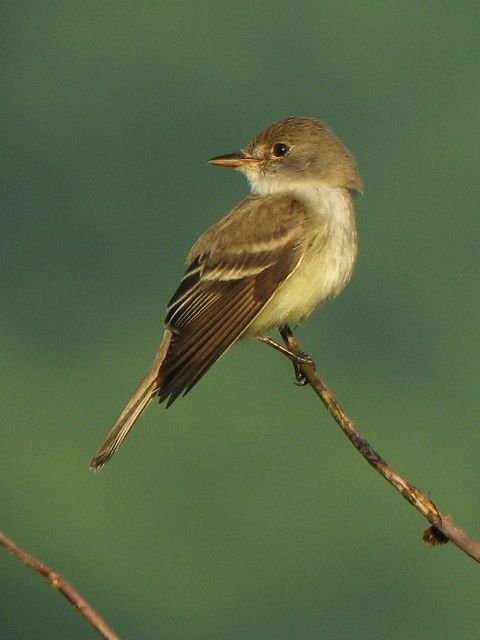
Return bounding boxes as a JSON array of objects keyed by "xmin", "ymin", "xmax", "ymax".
[
  {"xmin": 282, "ymin": 329, "xmax": 480, "ymax": 564},
  {"xmin": 0, "ymin": 530, "xmax": 122, "ymax": 639}
]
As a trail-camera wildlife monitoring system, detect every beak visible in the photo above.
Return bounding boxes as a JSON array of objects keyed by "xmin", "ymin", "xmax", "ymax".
[{"xmin": 208, "ymin": 151, "xmax": 259, "ymax": 168}]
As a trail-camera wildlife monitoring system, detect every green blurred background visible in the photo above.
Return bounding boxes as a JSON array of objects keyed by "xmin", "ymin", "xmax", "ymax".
[{"xmin": 2, "ymin": 2, "xmax": 480, "ymax": 638}]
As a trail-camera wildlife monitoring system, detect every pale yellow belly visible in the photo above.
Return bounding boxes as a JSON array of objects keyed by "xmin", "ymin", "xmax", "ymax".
[{"xmin": 247, "ymin": 218, "xmax": 357, "ymax": 335}]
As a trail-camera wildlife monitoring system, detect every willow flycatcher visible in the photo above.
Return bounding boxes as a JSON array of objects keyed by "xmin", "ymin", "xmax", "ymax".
[{"xmin": 91, "ymin": 116, "xmax": 362, "ymax": 469}]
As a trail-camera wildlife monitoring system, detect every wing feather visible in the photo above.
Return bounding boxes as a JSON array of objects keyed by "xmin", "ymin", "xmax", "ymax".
[
  {"xmin": 161, "ymin": 287, "xmax": 257, "ymax": 405},
  {"xmin": 157, "ymin": 194, "xmax": 307, "ymax": 405}
]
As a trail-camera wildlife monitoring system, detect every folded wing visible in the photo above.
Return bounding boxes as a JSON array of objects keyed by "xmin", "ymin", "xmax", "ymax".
[{"xmin": 159, "ymin": 193, "xmax": 307, "ymax": 405}]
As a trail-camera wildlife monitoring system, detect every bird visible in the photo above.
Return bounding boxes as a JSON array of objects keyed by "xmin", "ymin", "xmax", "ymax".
[{"xmin": 90, "ymin": 116, "xmax": 362, "ymax": 469}]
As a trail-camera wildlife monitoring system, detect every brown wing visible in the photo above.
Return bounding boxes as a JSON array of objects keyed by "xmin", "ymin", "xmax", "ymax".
[{"xmin": 158, "ymin": 193, "xmax": 307, "ymax": 406}]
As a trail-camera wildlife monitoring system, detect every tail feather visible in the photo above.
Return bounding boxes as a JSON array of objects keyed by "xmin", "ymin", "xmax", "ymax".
[{"xmin": 90, "ymin": 330, "xmax": 173, "ymax": 470}]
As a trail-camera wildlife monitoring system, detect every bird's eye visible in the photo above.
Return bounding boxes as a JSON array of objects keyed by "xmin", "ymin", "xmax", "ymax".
[{"xmin": 272, "ymin": 142, "xmax": 290, "ymax": 158}]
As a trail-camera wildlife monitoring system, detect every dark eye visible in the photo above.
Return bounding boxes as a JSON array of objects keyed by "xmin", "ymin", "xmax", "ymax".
[{"xmin": 272, "ymin": 142, "xmax": 290, "ymax": 157}]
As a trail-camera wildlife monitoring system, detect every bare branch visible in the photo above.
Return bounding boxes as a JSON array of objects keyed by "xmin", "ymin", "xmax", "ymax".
[
  {"xmin": 0, "ymin": 530, "xmax": 122, "ymax": 639},
  {"xmin": 281, "ymin": 328, "xmax": 480, "ymax": 564}
]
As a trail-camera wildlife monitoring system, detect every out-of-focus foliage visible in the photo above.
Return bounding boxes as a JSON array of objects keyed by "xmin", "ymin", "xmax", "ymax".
[{"xmin": 2, "ymin": 3, "xmax": 480, "ymax": 638}]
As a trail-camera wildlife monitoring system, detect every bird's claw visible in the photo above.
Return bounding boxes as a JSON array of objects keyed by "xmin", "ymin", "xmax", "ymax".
[{"xmin": 292, "ymin": 352, "xmax": 315, "ymax": 385}]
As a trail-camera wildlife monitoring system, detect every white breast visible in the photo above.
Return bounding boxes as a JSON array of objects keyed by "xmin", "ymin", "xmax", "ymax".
[{"xmin": 247, "ymin": 183, "xmax": 358, "ymax": 335}]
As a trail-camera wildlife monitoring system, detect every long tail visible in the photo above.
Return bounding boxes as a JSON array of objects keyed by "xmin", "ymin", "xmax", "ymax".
[{"xmin": 90, "ymin": 330, "xmax": 173, "ymax": 470}]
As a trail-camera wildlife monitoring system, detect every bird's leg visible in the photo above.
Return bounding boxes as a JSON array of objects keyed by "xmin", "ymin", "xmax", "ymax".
[
  {"xmin": 258, "ymin": 325, "xmax": 315, "ymax": 386},
  {"xmin": 280, "ymin": 325, "xmax": 316, "ymax": 386}
]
